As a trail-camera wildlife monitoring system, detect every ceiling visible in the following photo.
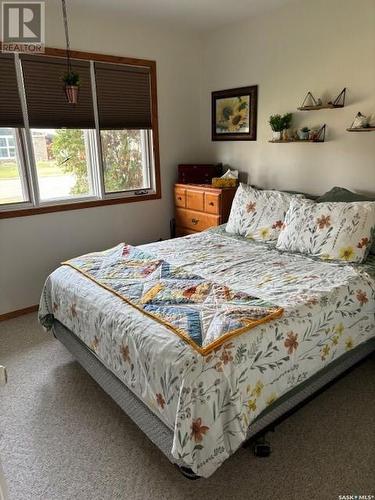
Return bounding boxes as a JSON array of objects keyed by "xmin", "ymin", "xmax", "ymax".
[{"xmin": 72, "ymin": 0, "xmax": 292, "ymax": 31}]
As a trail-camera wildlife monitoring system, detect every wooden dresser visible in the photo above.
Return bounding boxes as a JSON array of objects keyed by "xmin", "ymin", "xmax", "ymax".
[{"xmin": 174, "ymin": 183, "xmax": 237, "ymax": 237}]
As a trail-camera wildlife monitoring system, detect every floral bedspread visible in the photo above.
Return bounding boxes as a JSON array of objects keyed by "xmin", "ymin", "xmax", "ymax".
[{"xmin": 39, "ymin": 227, "xmax": 375, "ymax": 477}]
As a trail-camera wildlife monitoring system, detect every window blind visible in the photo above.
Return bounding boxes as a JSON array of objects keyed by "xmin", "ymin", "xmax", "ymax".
[
  {"xmin": 20, "ymin": 55, "xmax": 95, "ymax": 129},
  {"xmin": 95, "ymin": 62, "xmax": 152, "ymax": 130},
  {"xmin": 0, "ymin": 54, "xmax": 24, "ymax": 128}
]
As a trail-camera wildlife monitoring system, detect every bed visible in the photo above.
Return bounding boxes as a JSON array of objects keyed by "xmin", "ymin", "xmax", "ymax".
[{"xmin": 39, "ymin": 226, "xmax": 375, "ymax": 478}]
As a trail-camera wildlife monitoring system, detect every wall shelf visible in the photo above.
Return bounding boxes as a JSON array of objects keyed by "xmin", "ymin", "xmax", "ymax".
[
  {"xmin": 269, "ymin": 124, "xmax": 326, "ymax": 143},
  {"xmin": 298, "ymin": 88, "xmax": 346, "ymax": 111},
  {"xmin": 346, "ymin": 127, "xmax": 375, "ymax": 132},
  {"xmin": 298, "ymin": 104, "xmax": 344, "ymax": 111},
  {"xmin": 268, "ymin": 139, "xmax": 324, "ymax": 143}
]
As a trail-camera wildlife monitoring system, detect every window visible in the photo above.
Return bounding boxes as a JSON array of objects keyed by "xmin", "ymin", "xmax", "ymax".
[
  {"xmin": 30, "ymin": 128, "xmax": 93, "ymax": 200},
  {"xmin": 0, "ymin": 50, "xmax": 160, "ymax": 218},
  {"xmin": 0, "ymin": 128, "xmax": 28, "ymax": 205},
  {"xmin": 95, "ymin": 61, "xmax": 154, "ymax": 195},
  {"xmin": 0, "ymin": 55, "xmax": 28, "ymax": 206},
  {"xmin": 101, "ymin": 129, "xmax": 151, "ymax": 193}
]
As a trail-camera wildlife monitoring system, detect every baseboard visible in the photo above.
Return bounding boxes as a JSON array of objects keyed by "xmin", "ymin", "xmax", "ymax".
[{"xmin": 0, "ymin": 305, "xmax": 38, "ymax": 322}]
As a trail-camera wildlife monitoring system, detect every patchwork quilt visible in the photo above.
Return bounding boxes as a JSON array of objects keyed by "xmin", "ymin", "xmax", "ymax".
[
  {"xmin": 39, "ymin": 226, "xmax": 375, "ymax": 477},
  {"xmin": 63, "ymin": 244, "xmax": 283, "ymax": 355}
]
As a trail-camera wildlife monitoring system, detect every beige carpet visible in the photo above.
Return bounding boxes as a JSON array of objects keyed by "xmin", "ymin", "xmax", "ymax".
[{"xmin": 0, "ymin": 313, "xmax": 374, "ymax": 500}]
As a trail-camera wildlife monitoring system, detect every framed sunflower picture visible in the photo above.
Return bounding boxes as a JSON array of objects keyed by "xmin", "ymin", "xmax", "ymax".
[{"xmin": 211, "ymin": 85, "xmax": 258, "ymax": 141}]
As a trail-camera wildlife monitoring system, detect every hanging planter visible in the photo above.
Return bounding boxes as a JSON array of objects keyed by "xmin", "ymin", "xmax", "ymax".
[
  {"xmin": 63, "ymin": 71, "xmax": 80, "ymax": 104},
  {"xmin": 64, "ymin": 85, "xmax": 79, "ymax": 104},
  {"xmin": 61, "ymin": 0, "xmax": 80, "ymax": 105}
]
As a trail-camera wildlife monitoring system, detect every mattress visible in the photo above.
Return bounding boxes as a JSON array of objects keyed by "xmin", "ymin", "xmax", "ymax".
[{"xmin": 39, "ymin": 227, "xmax": 375, "ymax": 477}]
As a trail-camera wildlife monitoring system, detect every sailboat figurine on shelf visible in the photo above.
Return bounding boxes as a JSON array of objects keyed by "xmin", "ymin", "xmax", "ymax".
[
  {"xmin": 346, "ymin": 112, "xmax": 375, "ymax": 132},
  {"xmin": 301, "ymin": 92, "xmax": 317, "ymax": 108}
]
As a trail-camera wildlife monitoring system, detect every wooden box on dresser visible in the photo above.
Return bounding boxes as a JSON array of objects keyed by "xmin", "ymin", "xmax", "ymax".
[{"xmin": 174, "ymin": 183, "xmax": 237, "ymax": 237}]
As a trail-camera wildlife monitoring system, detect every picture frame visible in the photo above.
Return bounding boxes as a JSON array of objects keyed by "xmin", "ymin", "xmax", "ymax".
[{"xmin": 211, "ymin": 85, "xmax": 258, "ymax": 141}]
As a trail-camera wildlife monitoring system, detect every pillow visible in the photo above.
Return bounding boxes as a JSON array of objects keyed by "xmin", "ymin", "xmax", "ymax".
[
  {"xmin": 226, "ymin": 183, "xmax": 300, "ymax": 241},
  {"xmin": 276, "ymin": 198, "xmax": 375, "ymax": 263},
  {"xmin": 317, "ymin": 186, "xmax": 374, "ymax": 203},
  {"xmin": 317, "ymin": 187, "xmax": 375, "ymax": 254},
  {"xmin": 251, "ymin": 184, "xmax": 317, "ymax": 200}
]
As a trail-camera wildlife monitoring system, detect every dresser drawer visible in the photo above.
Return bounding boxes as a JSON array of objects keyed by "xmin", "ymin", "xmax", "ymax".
[
  {"xmin": 186, "ymin": 189, "xmax": 204, "ymax": 211},
  {"xmin": 205, "ymin": 193, "xmax": 221, "ymax": 214},
  {"xmin": 175, "ymin": 226, "xmax": 199, "ymax": 237},
  {"xmin": 175, "ymin": 208, "xmax": 220, "ymax": 232},
  {"xmin": 174, "ymin": 187, "xmax": 186, "ymax": 208}
]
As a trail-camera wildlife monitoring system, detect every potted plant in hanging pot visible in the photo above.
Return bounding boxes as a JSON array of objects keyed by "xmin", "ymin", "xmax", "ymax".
[
  {"xmin": 269, "ymin": 113, "xmax": 293, "ymax": 141},
  {"xmin": 63, "ymin": 71, "xmax": 80, "ymax": 104}
]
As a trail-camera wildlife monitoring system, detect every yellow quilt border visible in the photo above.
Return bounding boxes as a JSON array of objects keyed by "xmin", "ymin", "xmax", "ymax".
[{"xmin": 62, "ymin": 261, "xmax": 284, "ymax": 356}]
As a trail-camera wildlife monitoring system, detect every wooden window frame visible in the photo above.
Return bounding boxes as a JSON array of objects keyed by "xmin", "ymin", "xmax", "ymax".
[{"xmin": 0, "ymin": 45, "xmax": 161, "ymax": 219}]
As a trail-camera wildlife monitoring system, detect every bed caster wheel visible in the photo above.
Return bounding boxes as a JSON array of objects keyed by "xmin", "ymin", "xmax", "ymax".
[
  {"xmin": 253, "ymin": 438, "xmax": 272, "ymax": 457},
  {"xmin": 175, "ymin": 465, "xmax": 200, "ymax": 480}
]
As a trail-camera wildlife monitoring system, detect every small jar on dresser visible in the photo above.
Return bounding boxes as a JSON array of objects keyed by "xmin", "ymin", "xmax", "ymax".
[{"xmin": 174, "ymin": 183, "xmax": 237, "ymax": 237}]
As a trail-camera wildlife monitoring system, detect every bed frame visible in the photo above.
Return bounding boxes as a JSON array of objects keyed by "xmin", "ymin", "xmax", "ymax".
[{"xmin": 52, "ymin": 320, "xmax": 375, "ymax": 479}]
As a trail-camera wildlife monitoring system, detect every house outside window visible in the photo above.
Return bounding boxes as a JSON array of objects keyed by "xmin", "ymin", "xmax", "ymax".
[{"xmin": 0, "ymin": 128, "xmax": 16, "ymax": 160}]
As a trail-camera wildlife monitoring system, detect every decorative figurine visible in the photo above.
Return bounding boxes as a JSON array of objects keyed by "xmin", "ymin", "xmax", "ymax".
[
  {"xmin": 351, "ymin": 112, "xmax": 368, "ymax": 129},
  {"xmin": 282, "ymin": 128, "xmax": 289, "ymax": 141},
  {"xmin": 298, "ymin": 127, "xmax": 310, "ymax": 140}
]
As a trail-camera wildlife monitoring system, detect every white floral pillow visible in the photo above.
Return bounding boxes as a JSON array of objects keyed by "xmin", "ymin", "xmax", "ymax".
[
  {"xmin": 226, "ymin": 184, "xmax": 300, "ymax": 241},
  {"xmin": 276, "ymin": 198, "xmax": 375, "ymax": 263}
]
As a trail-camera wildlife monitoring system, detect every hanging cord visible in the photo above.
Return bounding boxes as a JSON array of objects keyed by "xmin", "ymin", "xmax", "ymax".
[{"xmin": 61, "ymin": 0, "xmax": 72, "ymax": 74}]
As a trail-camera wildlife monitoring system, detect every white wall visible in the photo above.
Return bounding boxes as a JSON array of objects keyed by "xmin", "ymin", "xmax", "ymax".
[
  {"xmin": 199, "ymin": 0, "xmax": 375, "ymax": 195},
  {"xmin": 0, "ymin": 1, "xmax": 202, "ymax": 314}
]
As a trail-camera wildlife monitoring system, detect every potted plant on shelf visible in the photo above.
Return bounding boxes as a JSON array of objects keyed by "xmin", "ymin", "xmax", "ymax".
[
  {"xmin": 298, "ymin": 126, "xmax": 310, "ymax": 140},
  {"xmin": 63, "ymin": 71, "xmax": 80, "ymax": 104},
  {"xmin": 269, "ymin": 113, "xmax": 293, "ymax": 141},
  {"xmin": 269, "ymin": 114, "xmax": 283, "ymax": 141},
  {"xmin": 282, "ymin": 113, "xmax": 292, "ymax": 131}
]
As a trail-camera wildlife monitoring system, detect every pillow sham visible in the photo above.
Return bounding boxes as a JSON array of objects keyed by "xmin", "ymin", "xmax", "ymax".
[
  {"xmin": 276, "ymin": 198, "xmax": 375, "ymax": 263},
  {"xmin": 226, "ymin": 183, "xmax": 300, "ymax": 241},
  {"xmin": 317, "ymin": 186, "xmax": 375, "ymax": 254}
]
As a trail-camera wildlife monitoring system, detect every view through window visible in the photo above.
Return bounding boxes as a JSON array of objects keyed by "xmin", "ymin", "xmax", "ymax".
[
  {"xmin": 101, "ymin": 129, "xmax": 150, "ymax": 194},
  {"xmin": 0, "ymin": 128, "xmax": 27, "ymax": 205},
  {"xmin": 30, "ymin": 129, "xmax": 92, "ymax": 200}
]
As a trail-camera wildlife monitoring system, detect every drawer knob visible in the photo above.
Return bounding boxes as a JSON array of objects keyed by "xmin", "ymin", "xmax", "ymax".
[
  {"xmin": 191, "ymin": 218, "xmax": 199, "ymax": 225},
  {"xmin": 209, "ymin": 201, "xmax": 214, "ymax": 206},
  {"xmin": 178, "ymin": 196, "xmax": 182, "ymax": 200}
]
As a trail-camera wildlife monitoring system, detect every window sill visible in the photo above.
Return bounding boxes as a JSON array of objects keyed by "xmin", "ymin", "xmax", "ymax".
[{"xmin": 0, "ymin": 191, "xmax": 161, "ymax": 219}]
